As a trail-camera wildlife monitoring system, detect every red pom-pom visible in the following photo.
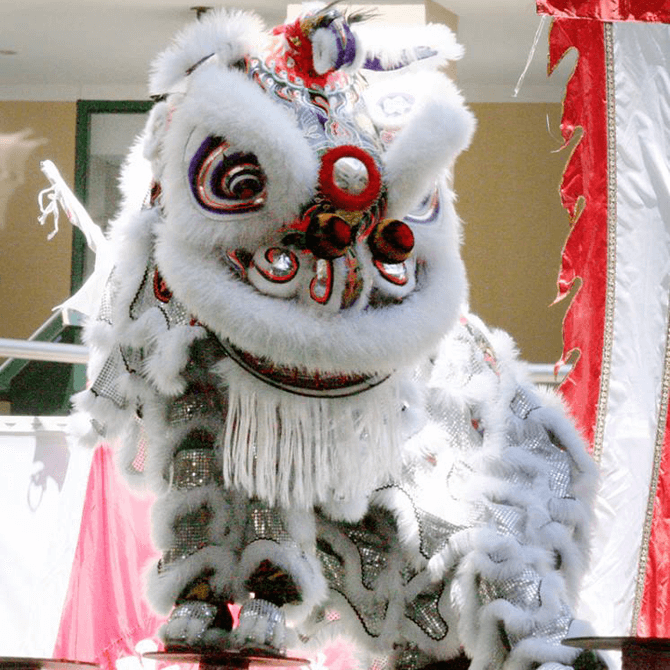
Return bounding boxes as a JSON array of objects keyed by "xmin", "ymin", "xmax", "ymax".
[
  {"xmin": 307, "ymin": 213, "xmax": 353, "ymax": 259},
  {"xmin": 369, "ymin": 219, "xmax": 415, "ymax": 263}
]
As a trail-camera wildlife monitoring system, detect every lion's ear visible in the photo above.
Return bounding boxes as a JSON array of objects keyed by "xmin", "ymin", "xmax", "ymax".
[
  {"xmin": 148, "ymin": 9, "xmax": 266, "ymax": 98},
  {"xmin": 142, "ymin": 101, "xmax": 170, "ymax": 179}
]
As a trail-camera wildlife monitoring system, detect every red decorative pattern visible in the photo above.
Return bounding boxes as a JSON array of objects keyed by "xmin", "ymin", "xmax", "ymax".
[
  {"xmin": 270, "ymin": 18, "xmax": 348, "ymax": 91},
  {"xmin": 153, "ymin": 268, "xmax": 173, "ymax": 303},
  {"xmin": 550, "ymin": 18, "xmax": 609, "ymax": 448},
  {"xmin": 537, "ymin": 0, "xmax": 670, "ymax": 22}
]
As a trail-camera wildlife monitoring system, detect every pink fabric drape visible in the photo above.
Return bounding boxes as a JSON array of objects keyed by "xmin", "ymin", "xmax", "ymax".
[{"xmin": 52, "ymin": 444, "xmax": 162, "ymax": 668}]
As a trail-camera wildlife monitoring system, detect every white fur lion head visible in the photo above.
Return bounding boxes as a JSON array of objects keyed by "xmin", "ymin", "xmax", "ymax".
[{"xmin": 138, "ymin": 6, "xmax": 475, "ymax": 388}]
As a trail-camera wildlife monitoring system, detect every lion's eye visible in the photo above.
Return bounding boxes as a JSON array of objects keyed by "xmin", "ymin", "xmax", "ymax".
[
  {"xmin": 404, "ymin": 187, "xmax": 439, "ymax": 225},
  {"xmin": 188, "ymin": 136, "xmax": 266, "ymax": 214}
]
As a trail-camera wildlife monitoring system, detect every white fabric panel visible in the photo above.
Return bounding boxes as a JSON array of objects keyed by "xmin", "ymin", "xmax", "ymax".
[
  {"xmin": 577, "ymin": 21, "xmax": 670, "ymax": 639},
  {"xmin": 0, "ymin": 417, "xmax": 93, "ymax": 657}
]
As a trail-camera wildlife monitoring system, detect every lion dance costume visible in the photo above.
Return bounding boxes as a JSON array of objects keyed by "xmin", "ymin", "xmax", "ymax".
[{"xmin": 71, "ymin": 6, "xmax": 603, "ymax": 670}]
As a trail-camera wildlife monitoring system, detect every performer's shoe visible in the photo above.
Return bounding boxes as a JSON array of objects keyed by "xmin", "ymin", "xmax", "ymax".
[
  {"xmin": 159, "ymin": 600, "xmax": 234, "ymax": 650},
  {"xmin": 230, "ymin": 599, "xmax": 288, "ymax": 656}
]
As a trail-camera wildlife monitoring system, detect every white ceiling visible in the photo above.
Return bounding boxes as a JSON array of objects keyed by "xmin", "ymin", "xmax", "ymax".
[{"xmin": 0, "ymin": 1, "xmax": 573, "ymax": 103}]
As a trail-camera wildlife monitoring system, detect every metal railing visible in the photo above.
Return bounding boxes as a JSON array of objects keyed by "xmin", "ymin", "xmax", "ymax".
[
  {"xmin": 0, "ymin": 338, "xmax": 89, "ymax": 365},
  {"xmin": 0, "ymin": 338, "xmax": 571, "ymax": 384}
]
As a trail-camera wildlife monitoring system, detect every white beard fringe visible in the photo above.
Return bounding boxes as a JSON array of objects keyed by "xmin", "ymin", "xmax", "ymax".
[{"xmin": 214, "ymin": 359, "xmax": 402, "ymax": 510}]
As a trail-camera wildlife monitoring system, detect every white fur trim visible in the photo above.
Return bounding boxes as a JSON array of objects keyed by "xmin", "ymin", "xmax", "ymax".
[
  {"xmin": 382, "ymin": 74, "xmax": 476, "ymax": 217},
  {"xmin": 149, "ymin": 9, "xmax": 267, "ymax": 96},
  {"xmin": 158, "ymin": 61, "xmax": 318, "ymax": 250},
  {"xmin": 357, "ymin": 22, "xmax": 464, "ymax": 71},
  {"xmin": 237, "ymin": 539, "xmax": 328, "ymax": 624}
]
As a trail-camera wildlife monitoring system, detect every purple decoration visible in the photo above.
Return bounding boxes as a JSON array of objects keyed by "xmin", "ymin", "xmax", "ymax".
[
  {"xmin": 363, "ymin": 46, "xmax": 438, "ymax": 72},
  {"xmin": 329, "ymin": 19, "xmax": 358, "ymax": 71}
]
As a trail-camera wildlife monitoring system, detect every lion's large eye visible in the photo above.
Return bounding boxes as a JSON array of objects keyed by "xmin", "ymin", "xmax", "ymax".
[
  {"xmin": 404, "ymin": 187, "xmax": 439, "ymax": 225},
  {"xmin": 188, "ymin": 136, "xmax": 266, "ymax": 214}
]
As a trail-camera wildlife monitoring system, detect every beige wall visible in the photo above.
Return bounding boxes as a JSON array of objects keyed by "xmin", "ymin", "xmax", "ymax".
[
  {"xmin": 456, "ymin": 102, "xmax": 569, "ymax": 364},
  {"xmin": 0, "ymin": 101, "xmax": 569, "ymax": 367},
  {"xmin": 0, "ymin": 102, "xmax": 76, "ymax": 341}
]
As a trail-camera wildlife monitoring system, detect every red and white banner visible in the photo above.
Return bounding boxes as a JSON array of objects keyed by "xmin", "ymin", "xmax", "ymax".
[{"xmin": 539, "ymin": 1, "xmax": 670, "ymax": 639}]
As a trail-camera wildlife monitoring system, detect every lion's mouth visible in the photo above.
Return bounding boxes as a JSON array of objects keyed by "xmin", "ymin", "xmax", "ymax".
[{"xmin": 221, "ymin": 338, "xmax": 391, "ymax": 398}]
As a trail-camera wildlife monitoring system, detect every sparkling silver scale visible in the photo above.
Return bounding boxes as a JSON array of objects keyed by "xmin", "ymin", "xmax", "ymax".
[
  {"xmin": 167, "ymin": 601, "xmax": 218, "ymax": 643},
  {"xmin": 160, "ymin": 506, "xmax": 212, "ymax": 572},
  {"xmin": 173, "ymin": 448, "xmax": 220, "ymax": 489},
  {"xmin": 404, "ymin": 583, "xmax": 448, "ymax": 641},
  {"xmin": 248, "ymin": 502, "xmax": 293, "ymax": 544},
  {"xmin": 510, "ymin": 389, "xmax": 540, "ymax": 419},
  {"xmin": 477, "ymin": 567, "xmax": 542, "ymax": 612},
  {"xmin": 89, "ymin": 348, "xmax": 127, "ymax": 409},
  {"xmin": 168, "ymin": 392, "xmax": 219, "ymax": 426}
]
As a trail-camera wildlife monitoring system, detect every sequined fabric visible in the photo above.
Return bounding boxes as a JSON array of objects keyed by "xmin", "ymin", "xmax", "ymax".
[
  {"xmin": 97, "ymin": 267, "xmax": 117, "ymax": 325},
  {"xmin": 167, "ymin": 388, "xmax": 223, "ymax": 426},
  {"xmin": 393, "ymin": 643, "xmax": 436, "ymax": 670},
  {"xmin": 165, "ymin": 601, "xmax": 218, "ymax": 644},
  {"xmin": 477, "ymin": 567, "xmax": 542, "ymax": 611},
  {"xmin": 506, "ymin": 604, "xmax": 573, "ymax": 649},
  {"xmin": 509, "ymin": 389, "xmax": 540, "ymax": 420},
  {"xmin": 238, "ymin": 598, "xmax": 287, "ymax": 651},
  {"xmin": 89, "ymin": 348, "xmax": 128, "ymax": 409},
  {"xmin": 339, "ymin": 519, "xmax": 390, "ymax": 590},
  {"xmin": 129, "ymin": 264, "xmax": 190, "ymax": 327},
  {"xmin": 159, "ymin": 506, "xmax": 212, "ymax": 572},
  {"xmin": 173, "ymin": 448, "xmax": 221, "ymax": 489},
  {"xmin": 247, "ymin": 501, "xmax": 293, "ymax": 545},
  {"xmin": 404, "ymin": 581, "xmax": 448, "ymax": 641},
  {"xmin": 416, "ymin": 508, "xmax": 463, "ymax": 560}
]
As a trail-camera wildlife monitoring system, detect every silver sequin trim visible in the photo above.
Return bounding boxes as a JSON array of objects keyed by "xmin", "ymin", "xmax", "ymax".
[
  {"xmin": 318, "ymin": 546, "xmax": 347, "ymax": 593},
  {"xmin": 417, "ymin": 508, "xmax": 463, "ymax": 559},
  {"xmin": 97, "ymin": 268, "xmax": 117, "ymax": 325},
  {"xmin": 90, "ymin": 348, "xmax": 127, "ymax": 409},
  {"xmin": 248, "ymin": 501, "xmax": 292, "ymax": 544},
  {"xmin": 592, "ymin": 21, "xmax": 618, "ymax": 468},
  {"xmin": 404, "ymin": 582, "xmax": 448, "ymax": 641},
  {"xmin": 394, "ymin": 644, "xmax": 436, "ymax": 670},
  {"xmin": 478, "ymin": 567, "xmax": 542, "ymax": 612},
  {"xmin": 173, "ymin": 448, "xmax": 221, "ymax": 489},
  {"xmin": 129, "ymin": 265, "xmax": 190, "ymax": 328},
  {"xmin": 167, "ymin": 601, "xmax": 217, "ymax": 643},
  {"xmin": 506, "ymin": 604, "xmax": 572, "ymax": 648},
  {"xmin": 167, "ymin": 390, "xmax": 222, "ymax": 426},
  {"xmin": 239, "ymin": 598, "xmax": 286, "ymax": 649},
  {"xmin": 341, "ymin": 524, "xmax": 389, "ymax": 590},
  {"xmin": 487, "ymin": 503, "xmax": 525, "ymax": 537},
  {"xmin": 159, "ymin": 506, "xmax": 212, "ymax": 572},
  {"xmin": 510, "ymin": 389, "xmax": 539, "ymax": 420}
]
